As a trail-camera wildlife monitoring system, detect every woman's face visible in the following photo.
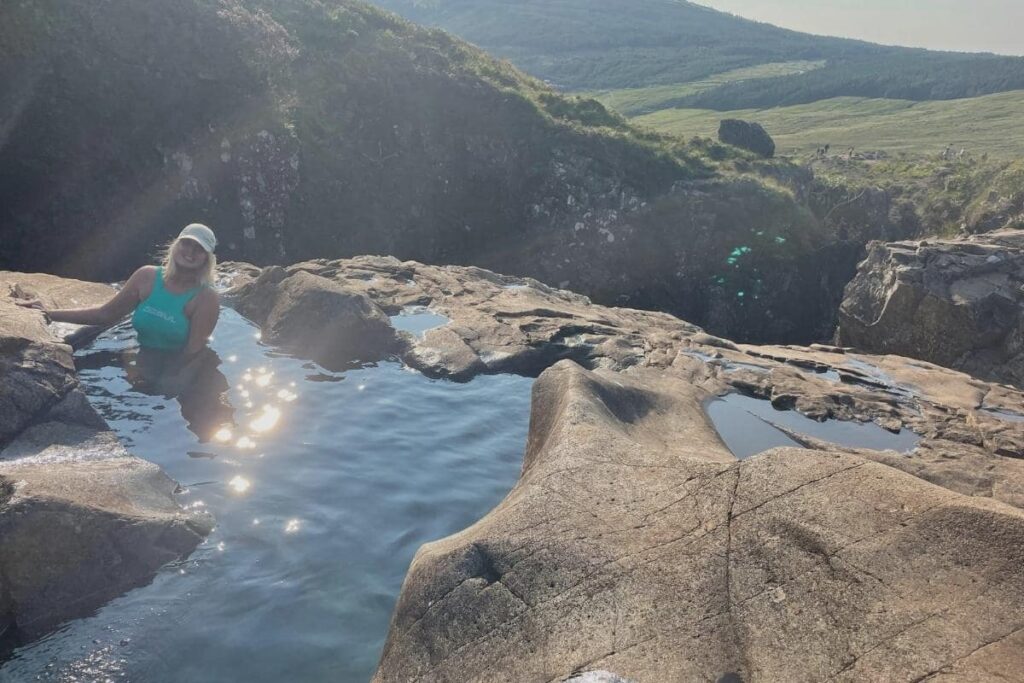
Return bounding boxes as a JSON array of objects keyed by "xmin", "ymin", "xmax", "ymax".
[{"xmin": 173, "ymin": 238, "xmax": 209, "ymax": 271}]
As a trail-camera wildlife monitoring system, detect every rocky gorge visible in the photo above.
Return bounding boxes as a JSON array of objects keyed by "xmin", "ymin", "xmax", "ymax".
[{"xmin": 7, "ymin": 255, "xmax": 1021, "ymax": 679}]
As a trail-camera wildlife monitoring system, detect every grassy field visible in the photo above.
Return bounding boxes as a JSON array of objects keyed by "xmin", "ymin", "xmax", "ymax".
[
  {"xmin": 630, "ymin": 90, "xmax": 1024, "ymax": 160},
  {"xmin": 589, "ymin": 61, "xmax": 826, "ymax": 116}
]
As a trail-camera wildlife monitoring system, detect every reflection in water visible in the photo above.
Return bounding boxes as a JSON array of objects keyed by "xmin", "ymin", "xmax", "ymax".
[
  {"xmin": 707, "ymin": 393, "xmax": 920, "ymax": 459},
  {"xmin": 76, "ymin": 330, "xmax": 236, "ymax": 444}
]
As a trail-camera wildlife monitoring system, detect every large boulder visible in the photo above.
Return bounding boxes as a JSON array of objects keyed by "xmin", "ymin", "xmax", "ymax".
[
  {"xmin": 373, "ymin": 361, "xmax": 1024, "ymax": 681},
  {"xmin": 0, "ymin": 441, "xmax": 213, "ymax": 638},
  {"xmin": 0, "ymin": 273, "xmax": 211, "ymax": 641},
  {"xmin": 230, "ymin": 266, "xmax": 402, "ymax": 369},
  {"xmin": 718, "ymin": 119, "xmax": 775, "ymax": 158},
  {"xmin": 836, "ymin": 229, "xmax": 1024, "ymax": 388}
]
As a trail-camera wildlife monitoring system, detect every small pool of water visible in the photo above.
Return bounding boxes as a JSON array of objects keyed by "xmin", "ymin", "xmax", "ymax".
[
  {"xmin": 0, "ymin": 309, "xmax": 532, "ymax": 683},
  {"xmin": 389, "ymin": 306, "xmax": 449, "ymax": 338},
  {"xmin": 706, "ymin": 393, "xmax": 920, "ymax": 459}
]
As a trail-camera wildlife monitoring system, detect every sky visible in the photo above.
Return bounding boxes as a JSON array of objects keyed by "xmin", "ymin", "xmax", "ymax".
[{"xmin": 695, "ymin": 0, "xmax": 1024, "ymax": 56}]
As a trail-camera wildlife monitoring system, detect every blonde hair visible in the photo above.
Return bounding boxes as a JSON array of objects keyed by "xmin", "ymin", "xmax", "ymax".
[{"xmin": 161, "ymin": 237, "xmax": 217, "ymax": 286}]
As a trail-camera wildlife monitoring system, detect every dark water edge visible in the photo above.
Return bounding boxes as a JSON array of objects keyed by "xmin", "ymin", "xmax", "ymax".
[{"xmin": 0, "ymin": 309, "xmax": 533, "ymax": 683}]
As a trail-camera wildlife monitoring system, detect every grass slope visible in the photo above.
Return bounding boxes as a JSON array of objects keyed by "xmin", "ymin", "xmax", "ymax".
[
  {"xmin": 591, "ymin": 60, "xmax": 826, "ymax": 116},
  {"xmin": 633, "ymin": 90, "xmax": 1024, "ymax": 160}
]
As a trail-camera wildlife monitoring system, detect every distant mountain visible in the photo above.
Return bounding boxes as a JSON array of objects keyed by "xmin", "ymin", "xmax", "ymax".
[{"xmin": 370, "ymin": 0, "xmax": 1024, "ymax": 108}]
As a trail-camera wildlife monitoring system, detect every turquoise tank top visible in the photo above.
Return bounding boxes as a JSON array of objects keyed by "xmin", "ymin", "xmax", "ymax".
[{"xmin": 132, "ymin": 267, "xmax": 204, "ymax": 351}]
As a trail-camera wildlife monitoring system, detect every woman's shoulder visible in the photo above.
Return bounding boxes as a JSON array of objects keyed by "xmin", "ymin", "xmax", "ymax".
[
  {"xmin": 125, "ymin": 265, "xmax": 158, "ymax": 298},
  {"xmin": 129, "ymin": 265, "xmax": 159, "ymax": 283}
]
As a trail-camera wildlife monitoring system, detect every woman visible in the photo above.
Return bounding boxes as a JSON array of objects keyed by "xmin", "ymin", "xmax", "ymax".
[
  {"xmin": 22, "ymin": 223, "xmax": 222, "ymax": 395},
  {"xmin": 27, "ymin": 223, "xmax": 220, "ymax": 352}
]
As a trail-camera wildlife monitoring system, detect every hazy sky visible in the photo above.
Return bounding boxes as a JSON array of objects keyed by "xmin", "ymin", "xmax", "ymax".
[{"xmin": 695, "ymin": 0, "xmax": 1024, "ymax": 56}]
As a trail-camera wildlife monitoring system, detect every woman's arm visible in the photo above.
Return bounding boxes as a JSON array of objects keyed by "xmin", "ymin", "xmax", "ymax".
[
  {"xmin": 182, "ymin": 288, "xmax": 220, "ymax": 357},
  {"xmin": 46, "ymin": 267, "xmax": 152, "ymax": 326}
]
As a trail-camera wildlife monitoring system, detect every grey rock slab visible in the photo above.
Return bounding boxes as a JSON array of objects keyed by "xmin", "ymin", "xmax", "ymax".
[
  {"xmin": 0, "ymin": 456, "xmax": 212, "ymax": 638},
  {"xmin": 373, "ymin": 361, "xmax": 1024, "ymax": 682}
]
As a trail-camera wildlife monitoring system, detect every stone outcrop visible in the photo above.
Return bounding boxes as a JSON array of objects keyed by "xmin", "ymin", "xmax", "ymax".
[
  {"xmin": 836, "ymin": 229, "xmax": 1024, "ymax": 388},
  {"xmin": 223, "ymin": 257, "xmax": 1024, "ymax": 681},
  {"xmin": 231, "ymin": 266, "xmax": 401, "ymax": 369},
  {"xmin": 0, "ymin": 272, "xmax": 211, "ymax": 642},
  {"xmin": 718, "ymin": 119, "xmax": 775, "ymax": 158},
  {"xmin": 374, "ymin": 362, "xmax": 1024, "ymax": 682}
]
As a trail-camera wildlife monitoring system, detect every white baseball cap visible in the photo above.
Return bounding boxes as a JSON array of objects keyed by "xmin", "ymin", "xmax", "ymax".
[{"xmin": 178, "ymin": 223, "xmax": 217, "ymax": 253}]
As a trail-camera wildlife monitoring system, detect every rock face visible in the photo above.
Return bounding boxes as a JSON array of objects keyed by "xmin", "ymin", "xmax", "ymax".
[
  {"xmin": 223, "ymin": 257, "xmax": 1024, "ymax": 681},
  {"xmin": 0, "ymin": 272, "xmax": 211, "ymax": 642},
  {"xmin": 718, "ymin": 119, "xmax": 775, "ymax": 158},
  {"xmin": 837, "ymin": 229, "xmax": 1024, "ymax": 388}
]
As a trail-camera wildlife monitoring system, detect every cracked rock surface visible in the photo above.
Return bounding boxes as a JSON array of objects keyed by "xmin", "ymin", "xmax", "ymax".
[
  {"xmin": 224, "ymin": 257, "xmax": 1024, "ymax": 681},
  {"xmin": 0, "ymin": 272, "xmax": 212, "ymax": 641},
  {"xmin": 837, "ymin": 228, "xmax": 1024, "ymax": 389}
]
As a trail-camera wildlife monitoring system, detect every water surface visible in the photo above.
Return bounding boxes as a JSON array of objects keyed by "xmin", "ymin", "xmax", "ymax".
[
  {"xmin": 0, "ymin": 309, "xmax": 532, "ymax": 683},
  {"xmin": 707, "ymin": 393, "xmax": 919, "ymax": 459}
]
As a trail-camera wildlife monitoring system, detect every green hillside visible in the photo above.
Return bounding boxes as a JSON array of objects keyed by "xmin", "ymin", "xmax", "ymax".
[
  {"xmin": 592, "ymin": 61, "xmax": 826, "ymax": 117},
  {"xmin": 632, "ymin": 91, "xmax": 1024, "ymax": 160},
  {"xmin": 370, "ymin": 0, "xmax": 1024, "ymax": 105}
]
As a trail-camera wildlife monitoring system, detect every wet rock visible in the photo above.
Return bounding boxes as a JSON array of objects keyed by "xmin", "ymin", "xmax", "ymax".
[
  {"xmin": 718, "ymin": 119, "xmax": 775, "ymax": 158},
  {"xmin": 0, "ymin": 454, "xmax": 213, "ymax": 638},
  {"xmin": 0, "ymin": 272, "xmax": 210, "ymax": 642},
  {"xmin": 373, "ymin": 361, "xmax": 1024, "ymax": 682},
  {"xmin": 231, "ymin": 267, "xmax": 401, "ymax": 369},
  {"xmin": 837, "ymin": 229, "xmax": 1024, "ymax": 388}
]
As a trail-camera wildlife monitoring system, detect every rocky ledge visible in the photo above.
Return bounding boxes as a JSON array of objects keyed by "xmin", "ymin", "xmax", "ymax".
[
  {"xmin": 0, "ymin": 273, "xmax": 212, "ymax": 644},
  {"xmin": 225, "ymin": 256, "xmax": 1024, "ymax": 681},
  {"xmin": 837, "ymin": 228, "xmax": 1024, "ymax": 389}
]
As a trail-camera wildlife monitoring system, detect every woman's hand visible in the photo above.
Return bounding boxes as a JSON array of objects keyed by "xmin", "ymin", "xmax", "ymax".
[{"xmin": 13, "ymin": 299, "xmax": 52, "ymax": 323}]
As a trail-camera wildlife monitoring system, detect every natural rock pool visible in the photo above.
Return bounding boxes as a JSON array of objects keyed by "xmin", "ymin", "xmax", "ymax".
[
  {"xmin": 0, "ymin": 309, "xmax": 533, "ymax": 682},
  {"xmin": 706, "ymin": 393, "xmax": 920, "ymax": 459}
]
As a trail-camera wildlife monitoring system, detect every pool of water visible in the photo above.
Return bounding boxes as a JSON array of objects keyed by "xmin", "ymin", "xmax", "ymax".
[
  {"xmin": 706, "ymin": 393, "xmax": 920, "ymax": 459},
  {"xmin": 389, "ymin": 306, "xmax": 449, "ymax": 339},
  {"xmin": 0, "ymin": 309, "xmax": 533, "ymax": 683}
]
